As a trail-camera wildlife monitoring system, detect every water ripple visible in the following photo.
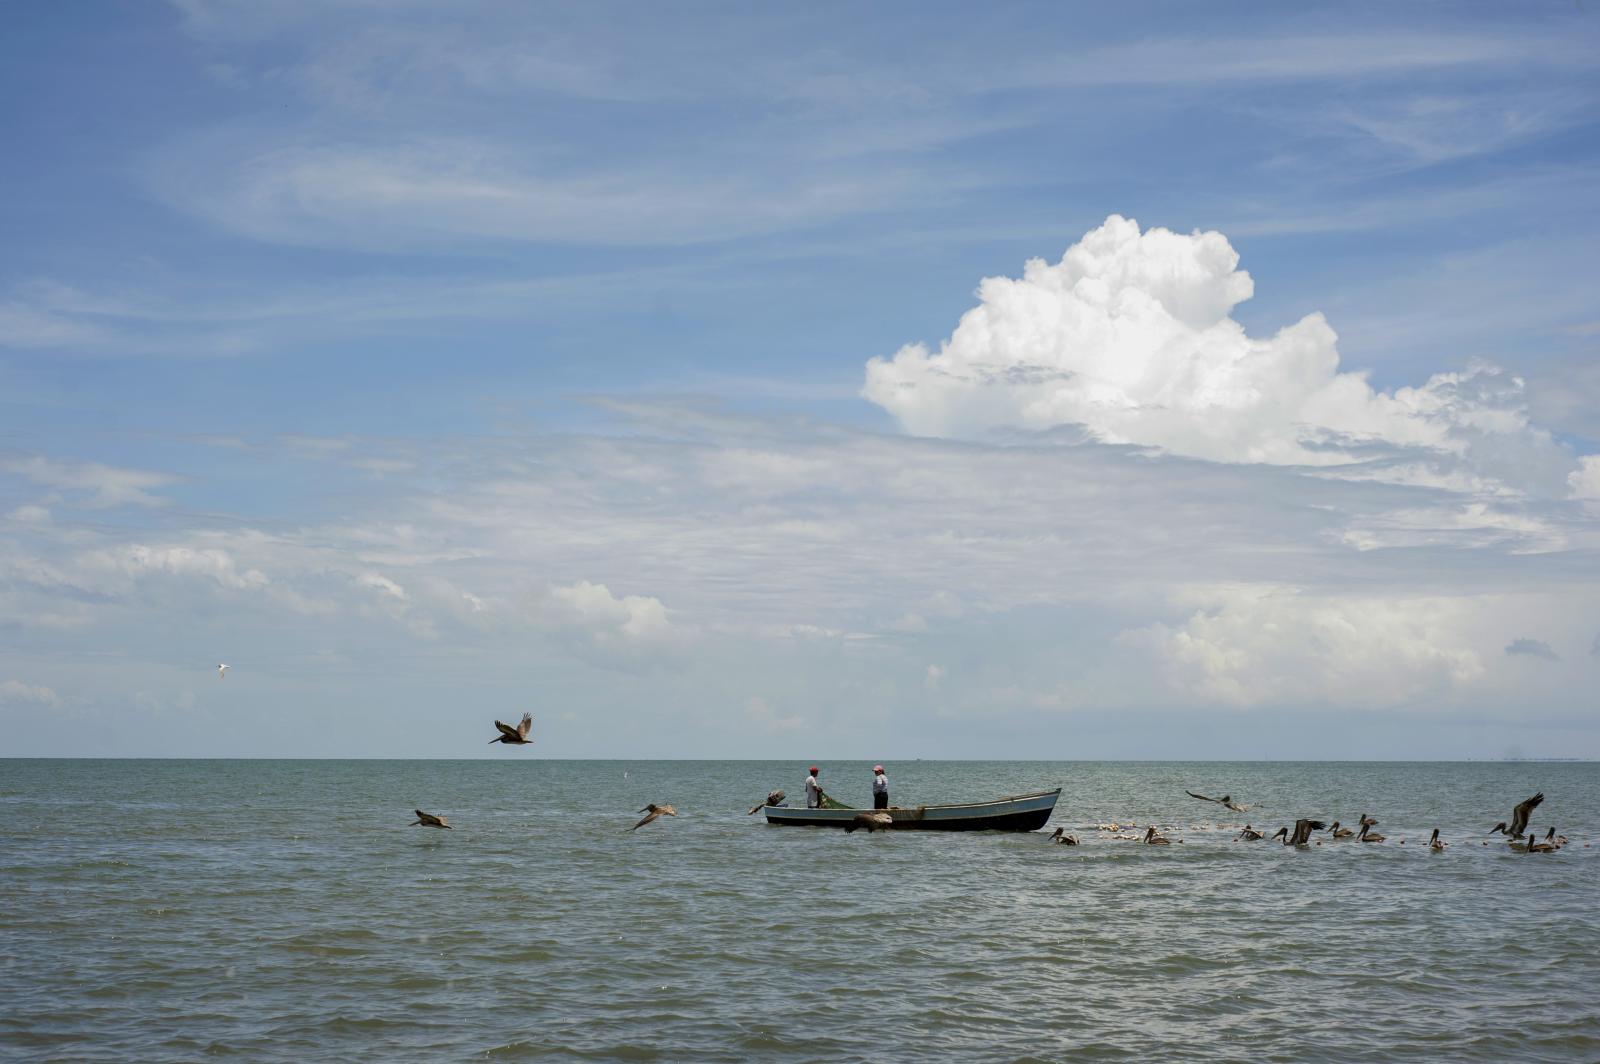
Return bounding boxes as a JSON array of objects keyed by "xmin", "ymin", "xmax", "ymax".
[{"xmin": 2, "ymin": 758, "xmax": 1597, "ymax": 1061}]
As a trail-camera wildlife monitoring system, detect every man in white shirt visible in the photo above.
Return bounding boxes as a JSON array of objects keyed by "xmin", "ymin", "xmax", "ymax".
[
  {"xmin": 872, "ymin": 764, "xmax": 889, "ymax": 809},
  {"xmin": 805, "ymin": 766, "xmax": 822, "ymax": 808}
]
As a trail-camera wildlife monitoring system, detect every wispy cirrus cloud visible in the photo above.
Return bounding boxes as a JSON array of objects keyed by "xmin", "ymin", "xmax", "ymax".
[{"xmin": 2, "ymin": 456, "xmax": 178, "ymax": 508}]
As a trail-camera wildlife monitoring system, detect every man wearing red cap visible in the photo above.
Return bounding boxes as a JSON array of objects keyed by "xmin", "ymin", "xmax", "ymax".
[
  {"xmin": 872, "ymin": 764, "xmax": 890, "ymax": 809},
  {"xmin": 805, "ymin": 765, "xmax": 823, "ymax": 808}
]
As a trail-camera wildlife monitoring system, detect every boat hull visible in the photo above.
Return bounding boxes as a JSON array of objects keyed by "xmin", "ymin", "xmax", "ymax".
[{"xmin": 762, "ymin": 788, "xmax": 1059, "ymax": 832}]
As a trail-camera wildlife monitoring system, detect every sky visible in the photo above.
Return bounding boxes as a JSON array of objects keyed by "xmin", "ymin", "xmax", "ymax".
[{"xmin": 3, "ymin": 2, "xmax": 1599, "ymax": 759}]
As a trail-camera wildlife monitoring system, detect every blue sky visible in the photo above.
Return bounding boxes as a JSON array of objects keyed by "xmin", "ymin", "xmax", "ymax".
[{"xmin": 3, "ymin": 2, "xmax": 1599, "ymax": 757}]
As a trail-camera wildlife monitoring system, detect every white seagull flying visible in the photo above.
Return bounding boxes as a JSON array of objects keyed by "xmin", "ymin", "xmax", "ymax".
[{"xmin": 218, "ymin": 664, "xmax": 230, "ymax": 679}]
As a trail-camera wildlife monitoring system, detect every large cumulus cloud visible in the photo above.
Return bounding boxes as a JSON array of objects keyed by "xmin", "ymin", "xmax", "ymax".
[{"xmin": 863, "ymin": 215, "xmax": 1573, "ymax": 490}]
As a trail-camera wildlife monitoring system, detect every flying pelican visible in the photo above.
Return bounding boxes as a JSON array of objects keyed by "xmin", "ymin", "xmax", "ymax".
[
  {"xmin": 1357, "ymin": 823, "xmax": 1385, "ymax": 843},
  {"xmin": 1327, "ymin": 821, "xmax": 1355, "ymax": 839},
  {"xmin": 1143, "ymin": 827, "xmax": 1172, "ymax": 845},
  {"xmin": 1237, "ymin": 825, "xmax": 1264, "ymax": 841},
  {"xmin": 488, "ymin": 713, "xmax": 534, "ymax": 745},
  {"xmin": 1490, "ymin": 792, "xmax": 1544, "ymax": 840},
  {"xmin": 409, "ymin": 809, "xmax": 451, "ymax": 829},
  {"xmin": 846, "ymin": 811, "xmax": 894, "ymax": 834},
  {"xmin": 748, "ymin": 790, "xmax": 786, "ymax": 815},
  {"xmin": 217, "ymin": 664, "xmax": 229, "ymax": 679},
  {"xmin": 1186, "ymin": 790, "xmax": 1250, "ymax": 812},
  {"xmin": 1049, "ymin": 827, "xmax": 1080, "ymax": 845},
  {"xmin": 632, "ymin": 803, "xmax": 677, "ymax": 831}
]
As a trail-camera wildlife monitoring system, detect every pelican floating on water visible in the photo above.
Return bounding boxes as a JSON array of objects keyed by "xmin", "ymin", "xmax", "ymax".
[
  {"xmin": 847, "ymin": 811, "xmax": 894, "ymax": 834},
  {"xmin": 1357, "ymin": 824, "xmax": 1385, "ymax": 843},
  {"xmin": 1490, "ymin": 791, "xmax": 1543, "ymax": 840},
  {"xmin": 1428, "ymin": 828, "xmax": 1446, "ymax": 851},
  {"xmin": 1049, "ymin": 827, "xmax": 1080, "ymax": 845},
  {"xmin": 1237, "ymin": 825, "xmax": 1264, "ymax": 841},
  {"xmin": 410, "ymin": 809, "xmax": 451, "ymax": 829},
  {"xmin": 1143, "ymin": 827, "xmax": 1173, "ymax": 845},
  {"xmin": 1327, "ymin": 822, "xmax": 1354, "ymax": 839},
  {"xmin": 488, "ymin": 712, "xmax": 534, "ymax": 745},
  {"xmin": 632, "ymin": 803, "xmax": 677, "ymax": 830},
  {"xmin": 1527, "ymin": 830, "xmax": 1558, "ymax": 854}
]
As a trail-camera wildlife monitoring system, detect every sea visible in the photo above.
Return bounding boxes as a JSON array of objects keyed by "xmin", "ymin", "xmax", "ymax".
[{"xmin": 2, "ymin": 759, "xmax": 1597, "ymax": 1062}]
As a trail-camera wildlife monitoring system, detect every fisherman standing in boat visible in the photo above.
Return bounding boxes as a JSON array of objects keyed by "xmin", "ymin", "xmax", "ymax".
[
  {"xmin": 805, "ymin": 765, "xmax": 823, "ymax": 808},
  {"xmin": 872, "ymin": 764, "xmax": 889, "ymax": 809}
]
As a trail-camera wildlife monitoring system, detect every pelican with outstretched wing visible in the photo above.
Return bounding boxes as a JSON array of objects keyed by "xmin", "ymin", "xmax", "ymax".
[
  {"xmin": 632, "ymin": 804, "xmax": 677, "ymax": 830},
  {"xmin": 1186, "ymin": 790, "xmax": 1250, "ymax": 812},
  {"xmin": 748, "ymin": 790, "xmax": 786, "ymax": 815},
  {"xmin": 488, "ymin": 713, "xmax": 534, "ymax": 745},
  {"xmin": 410, "ymin": 809, "xmax": 452, "ymax": 829},
  {"xmin": 1490, "ymin": 791, "xmax": 1544, "ymax": 840}
]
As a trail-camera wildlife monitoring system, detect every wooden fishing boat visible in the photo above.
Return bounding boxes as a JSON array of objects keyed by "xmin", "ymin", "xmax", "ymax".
[{"xmin": 762, "ymin": 788, "xmax": 1060, "ymax": 832}]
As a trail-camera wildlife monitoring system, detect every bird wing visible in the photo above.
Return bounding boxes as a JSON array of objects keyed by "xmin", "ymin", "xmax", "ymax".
[
  {"xmin": 748, "ymin": 803, "xmax": 763, "ymax": 815},
  {"xmin": 494, "ymin": 720, "xmax": 520, "ymax": 739},
  {"xmin": 517, "ymin": 713, "xmax": 533, "ymax": 739},
  {"xmin": 1185, "ymin": 791, "xmax": 1219, "ymax": 803},
  {"xmin": 632, "ymin": 810, "xmax": 660, "ymax": 831},
  {"xmin": 1511, "ymin": 792, "xmax": 1545, "ymax": 834}
]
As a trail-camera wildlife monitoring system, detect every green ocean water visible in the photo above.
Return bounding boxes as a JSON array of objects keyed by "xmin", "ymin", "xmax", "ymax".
[{"xmin": 2, "ymin": 759, "xmax": 1597, "ymax": 1062}]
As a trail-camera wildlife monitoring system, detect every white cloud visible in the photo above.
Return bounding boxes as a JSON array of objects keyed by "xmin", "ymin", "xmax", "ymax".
[
  {"xmin": 549, "ymin": 580, "xmax": 672, "ymax": 641},
  {"xmin": 1124, "ymin": 587, "xmax": 1484, "ymax": 709},
  {"xmin": 744, "ymin": 695, "xmax": 804, "ymax": 734},
  {"xmin": 1336, "ymin": 502, "xmax": 1565, "ymax": 554},
  {"xmin": 1569, "ymin": 456, "xmax": 1600, "ymax": 500},
  {"xmin": 863, "ymin": 215, "xmax": 1575, "ymax": 495},
  {"xmin": 0, "ymin": 301, "xmax": 110, "ymax": 348},
  {"xmin": 0, "ymin": 680, "xmax": 60, "ymax": 708},
  {"xmin": 357, "ymin": 572, "xmax": 408, "ymax": 601},
  {"xmin": 94, "ymin": 544, "xmax": 270, "ymax": 591},
  {"xmin": 154, "ymin": 137, "xmax": 940, "ymax": 249},
  {"xmin": 537, "ymin": 580, "xmax": 682, "ymax": 671},
  {"xmin": 2, "ymin": 456, "xmax": 177, "ymax": 508}
]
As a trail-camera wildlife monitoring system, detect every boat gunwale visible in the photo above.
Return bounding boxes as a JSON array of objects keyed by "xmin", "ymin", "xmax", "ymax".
[
  {"xmin": 795, "ymin": 787, "xmax": 1061, "ymax": 815},
  {"xmin": 759, "ymin": 788, "xmax": 1059, "ymax": 830}
]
